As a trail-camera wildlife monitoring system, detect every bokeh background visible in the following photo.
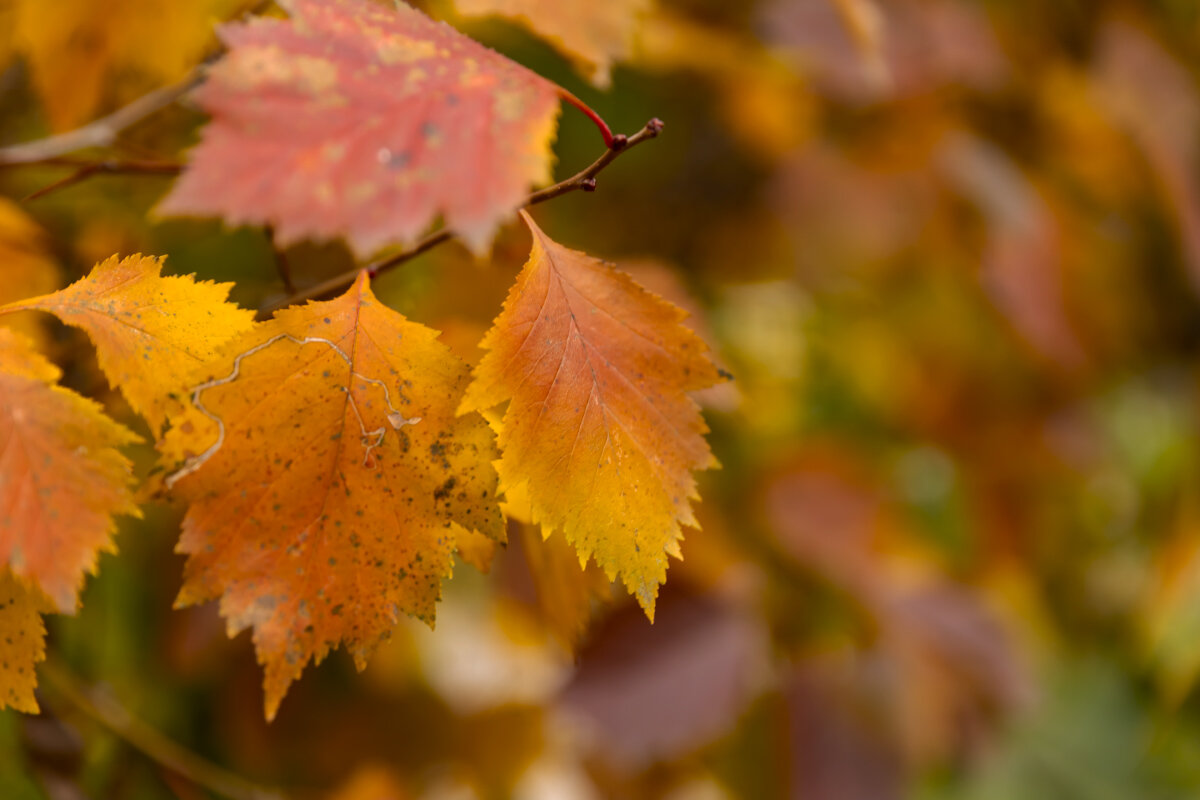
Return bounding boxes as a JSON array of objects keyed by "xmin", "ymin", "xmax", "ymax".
[{"xmin": 6, "ymin": 0, "xmax": 1200, "ymax": 797}]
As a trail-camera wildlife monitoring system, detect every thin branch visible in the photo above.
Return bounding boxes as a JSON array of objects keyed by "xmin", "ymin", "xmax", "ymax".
[
  {"xmin": 257, "ymin": 117, "xmax": 664, "ymax": 318},
  {"xmin": 0, "ymin": 74, "xmax": 203, "ymax": 165},
  {"xmin": 265, "ymin": 227, "xmax": 297, "ymax": 293},
  {"xmin": 40, "ymin": 659, "xmax": 285, "ymax": 800},
  {"xmin": 21, "ymin": 159, "xmax": 183, "ymax": 202},
  {"xmin": 0, "ymin": 0, "xmax": 272, "ymax": 166}
]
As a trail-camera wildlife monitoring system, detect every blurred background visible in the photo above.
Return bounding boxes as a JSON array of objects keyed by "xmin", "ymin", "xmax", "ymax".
[{"xmin": 6, "ymin": 0, "xmax": 1200, "ymax": 797}]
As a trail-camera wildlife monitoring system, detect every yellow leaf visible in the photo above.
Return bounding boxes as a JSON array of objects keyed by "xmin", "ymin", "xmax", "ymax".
[
  {"xmin": 0, "ymin": 199, "xmax": 62, "ymax": 351},
  {"xmin": 831, "ymin": 0, "xmax": 889, "ymax": 90},
  {"xmin": 0, "ymin": 329, "xmax": 140, "ymax": 611},
  {"xmin": 455, "ymin": 522, "xmax": 501, "ymax": 574},
  {"xmin": 162, "ymin": 273, "xmax": 504, "ymax": 720},
  {"xmin": 460, "ymin": 212, "xmax": 723, "ymax": 618},
  {"xmin": 2, "ymin": 254, "xmax": 255, "ymax": 433},
  {"xmin": 0, "ymin": 3, "xmax": 12, "ymax": 74},
  {"xmin": 10, "ymin": 0, "xmax": 239, "ymax": 131},
  {"xmin": 632, "ymin": 11, "xmax": 815, "ymax": 158},
  {"xmin": 517, "ymin": 521, "xmax": 611, "ymax": 647},
  {"xmin": 1142, "ymin": 505, "xmax": 1200, "ymax": 701},
  {"xmin": 0, "ymin": 569, "xmax": 52, "ymax": 713},
  {"xmin": 327, "ymin": 764, "xmax": 409, "ymax": 800},
  {"xmin": 453, "ymin": 0, "xmax": 650, "ymax": 88}
]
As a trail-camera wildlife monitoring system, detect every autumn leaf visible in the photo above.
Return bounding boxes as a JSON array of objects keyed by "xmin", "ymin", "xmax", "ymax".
[
  {"xmin": 9, "ymin": 0, "xmax": 238, "ymax": 131},
  {"xmin": 0, "ymin": 198, "xmax": 61, "ymax": 351},
  {"xmin": 0, "ymin": 570, "xmax": 51, "ymax": 713},
  {"xmin": 0, "ymin": 329, "xmax": 140, "ymax": 612},
  {"xmin": 460, "ymin": 212, "xmax": 722, "ymax": 617},
  {"xmin": 453, "ymin": 0, "xmax": 649, "ymax": 88},
  {"xmin": 560, "ymin": 592, "xmax": 766, "ymax": 768},
  {"xmin": 1, "ymin": 254, "xmax": 255, "ymax": 433},
  {"xmin": 1141, "ymin": 503, "xmax": 1200, "ymax": 701},
  {"xmin": 514, "ymin": 521, "xmax": 611, "ymax": 647},
  {"xmin": 766, "ymin": 459, "xmax": 1030, "ymax": 762},
  {"xmin": 159, "ymin": 0, "xmax": 563, "ymax": 257},
  {"xmin": 0, "ymin": 4, "xmax": 12, "ymax": 76},
  {"xmin": 830, "ymin": 0, "xmax": 888, "ymax": 89},
  {"xmin": 327, "ymin": 764, "xmax": 409, "ymax": 800},
  {"xmin": 162, "ymin": 273, "xmax": 504, "ymax": 719}
]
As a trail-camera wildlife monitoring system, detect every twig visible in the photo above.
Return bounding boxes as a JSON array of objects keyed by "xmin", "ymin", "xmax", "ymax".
[
  {"xmin": 40, "ymin": 659, "xmax": 285, "ymax": 800},
  {"xmin": 265, "ymin": 227, "xmax": 297, "ymax": 294},
  {"xmin": 20, "ymin": 158, "xmax": 183, "ymax": 202},
  {"xmin": 0, "ymin": 0, "xmax": 272, "ymax": 166},
  {"xmin": 0, "ymin": 75, "xmax": 203, "ymax": 165},
  {"xmin": 257, "ymin": 117, "xmax": 665, "ymax": 318}
]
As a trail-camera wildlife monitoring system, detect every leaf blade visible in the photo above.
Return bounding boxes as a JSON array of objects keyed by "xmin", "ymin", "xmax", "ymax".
[
  {"xmin": 163, "ymin": 273, "xmax": 503, "ymax": 719},
  {"xmin": 1, "ymin": 254, "xmax": 255, "ymax": 433},
  {"xmin": 0, "ymin": 330, "xmax": 140, "ymax": 612},
  {"xmin": 159, "ymin": 0, "xmax": 562, "ymax": 256},
  {"xmin": 0, "ymin": 570, "xmax": 52, "ymax": 713},
  {"xmin": 461, "ymin": 213, "xmax": 722, "ymax": 616}
]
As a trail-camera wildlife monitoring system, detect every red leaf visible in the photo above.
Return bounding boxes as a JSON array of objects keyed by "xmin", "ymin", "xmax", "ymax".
[{"xmin": 159, "ymin": 0, "xmax": 562, "ymax": 256}]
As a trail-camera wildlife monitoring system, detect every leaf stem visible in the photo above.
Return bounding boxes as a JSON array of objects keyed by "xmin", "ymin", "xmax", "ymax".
[
  {"xmin": 265, "ymin": 227, "xmax": 297, "ymax": 294},
  {"xmin": 557, "ymin": 90, "xmax": 615, "ymax": 148},
  {"xmin": 18, "ymin": 158, "xmax": 183, "ymax": 202},
  {"xmin": 256, "ymin": 117, "xmax": 664, "ymax": 319},
  {"xmin": 39, "ymin": 658, "xmax": 285, "ymax": 800}
]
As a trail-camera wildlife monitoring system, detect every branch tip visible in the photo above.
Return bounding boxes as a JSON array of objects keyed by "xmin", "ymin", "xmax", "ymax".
[{"xmin": 259, "ymin": 115, "xmax": 666, "ymax": 315}]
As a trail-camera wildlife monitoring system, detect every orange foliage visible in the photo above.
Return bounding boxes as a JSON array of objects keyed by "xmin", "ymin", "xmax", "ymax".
[
  {"xmin": 161, "ymin": 273, "xmax": 503, "ymax": 718},
  {"xmin": 0, "ymin": 329, "xmax": 140, "ymax": 613},
  {"xmin": 2, "ymin": 254, "xmax": 254, "ymax": 432},
  {"xmin": 461, "ymin": 212, "xmax": 723, "ymax": 616}
]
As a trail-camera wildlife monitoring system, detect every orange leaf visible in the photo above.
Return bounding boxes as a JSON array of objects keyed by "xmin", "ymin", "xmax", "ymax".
[
  {"xmin": 326, "ymin": 764, "xmax": 409, "ymax": 800},
  {"xmin": 0, "ymin": 329, "xmax": 140, "ymax": 612},
  {"xmin": 159, "ymin": 0, "xmax": 562, "ymax": 257},
  {"xmin": 516, "ymin": 521, "xmax": 611, "ymax": 647},
  {"xmin": 460, "ymin": 212, "xmax": 722, "ymax": 617},
  {"xmin": 162, "ymin": 273, "xmax": 504, "ymax": 720},
  {"xmin": 454, "ymin": 0, "xmax": 649, "ymax": 88},
  {"xmin": 1, "ymin": 254, "xmax": 255, "ymax": 433}
]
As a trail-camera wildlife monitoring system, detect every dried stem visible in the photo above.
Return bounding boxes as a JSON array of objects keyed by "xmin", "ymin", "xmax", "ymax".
[
  {"xmin": 257, "ymin": 117, "xmax": 664, "ymax": 319},
  {"xmin": 0, "ymin": 0, "xmax": 270, "ymax": 166},
  {"xmin": 20, "ymin": 158, "xmax": 183, "ymax": 201},
  {"xmin": 40, "ymin": 659, "xmax": 285, "ymax": 800},
  {"xmin": 265, "ymin": 227, "xmax": 297, "ymax": 294},
  {"xmin": 0, "ymin": 75, "xmax": 204, "ymax": 165}
]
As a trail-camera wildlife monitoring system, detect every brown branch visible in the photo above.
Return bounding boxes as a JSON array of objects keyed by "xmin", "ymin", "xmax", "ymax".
[
  {"xmin": 20, "ymin": 159, "xmax": 183, "ymax": 202},
  {"xmin": 0, "ymin": 74, "xmax": 203, "ymax": 165},
  {"xmin": 40, "ymin": 659, "xmax": 286, "ymax": 800},
  {"xmin": 257, "ymin": 117, "xmax": 665, "ymax": 319},
  {"xmin": 265, "ymin": 227, "xmax": 297, "ymax": 294},
  {"xmin": 0, "ymin": 0, "xmax": 272, "ymax": 166}
]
